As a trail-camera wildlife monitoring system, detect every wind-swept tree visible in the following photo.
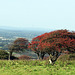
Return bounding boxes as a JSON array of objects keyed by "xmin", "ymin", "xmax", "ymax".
[
  {"xmin": 29, "ymin": 29, "xmax": 75, "ymax": 63},
  {"xmin": 8, "ymin": 38, "xmax": 29, "ymax": 60}
]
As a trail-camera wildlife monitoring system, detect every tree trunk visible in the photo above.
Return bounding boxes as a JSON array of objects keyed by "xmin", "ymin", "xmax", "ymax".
[
  {"xmin": 49, "ymin": 52, "xmax": 60, "ymax": 64},
  {"xmin": 9, "ymin": 51, "xmax": 13, "ymax": 60},
  {"xmin": 52, "ymin": 51, "xmax": 60, "ymax": 63},
  {"xmin": 41, "ymin": 52, "xmax": 45, "ymax": 59},
  {"xmin": 49, "ymin": 59, "xmax": 53, "ymax": 64},
  {"xmin": 49, "ymin": 54, "xmax": 53, "ymax": 64},
  {"xmin": 10, "ymin": 51, "xmax": 13, "ymax": 56},
  {"xmin": 8, "ymin": 52, "xmax": 10, "ymax": 60},
  {"xmin": 37, "ymin": 53, "xmax": 40, "ymax": 59}
]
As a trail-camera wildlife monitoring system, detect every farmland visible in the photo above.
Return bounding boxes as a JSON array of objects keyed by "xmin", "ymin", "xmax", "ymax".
[{"xmin": 0, "ymin": 29, "xmax": 45, "ymax": 50}]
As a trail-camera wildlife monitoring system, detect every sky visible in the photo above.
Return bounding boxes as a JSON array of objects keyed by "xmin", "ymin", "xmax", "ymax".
[{"xmin": 0, "ymin": 0, "xmax": 75, "ymax": 31}]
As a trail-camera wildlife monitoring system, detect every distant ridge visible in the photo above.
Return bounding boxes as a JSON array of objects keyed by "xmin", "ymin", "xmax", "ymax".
[
  {"xmin": 0, "ymin": 26, "xmax": 53, "ymax": 32},
  {"xmin": 0, "ymin": 28, "xmax": 51, "ymax": 41}
]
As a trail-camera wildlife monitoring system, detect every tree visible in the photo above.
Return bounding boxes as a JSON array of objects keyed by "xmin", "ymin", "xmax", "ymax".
[
  {"xmin": 28, "ymin": 29, "xmax": 75, "ymax": 63},
  {"xmin": 41, "ymin": 30, "xmax": 75, "ymax": 63},
  {"xmin": 28, "ymin": 38, "xmax": 40, "ymax": 59},
  {"xmin": 8, "ymin": 38, "xmax": 29, "ymax": 60},
  {"xmin": 28, "ymin": 34, "xmax": 47, "ymax": 59}
]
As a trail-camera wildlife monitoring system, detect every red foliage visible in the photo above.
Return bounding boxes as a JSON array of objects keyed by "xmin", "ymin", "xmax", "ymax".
[
  {"xmin": 28, "ymin": 29, "xmax": 75, "ymax": 55},
  {"xmin": 14, "ymin": 38, "xmax": 29, "ymax": 49},
  {"xmin": 18, "ymin": 55, "xmax": 31, "ymax": 60},
  {"xmin": 43, "ymin": 56, "xmax": 49, "ymax": 60}
]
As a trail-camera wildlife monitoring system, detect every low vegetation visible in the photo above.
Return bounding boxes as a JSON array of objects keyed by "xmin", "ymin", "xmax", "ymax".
[
  {"xmin": 57, "ymin": 53, "xmax": 75, "ymax": 61},
  {"xmin": 0, "ymin": 54, "xmax": 75, "ymax": 75},
  {"xmin": 0, "ymin": 59, "xmax": 75, "ymax": 75},
  {"xmin": 0, "ymin": 50, "xmax": 9, "ymax": 59}
]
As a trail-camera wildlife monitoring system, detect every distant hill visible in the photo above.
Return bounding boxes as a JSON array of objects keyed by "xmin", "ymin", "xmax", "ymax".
[
  {"xmin": 0, "ymin": 28, "xmax": 51, "ymax": 50},
  {"xmin": 0, "ymin": 29, "xmax": 47, "ymax": 41}
]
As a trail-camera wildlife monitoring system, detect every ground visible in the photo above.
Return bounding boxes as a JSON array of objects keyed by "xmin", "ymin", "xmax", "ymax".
[{"xmin": 0, "ymin": 60, "xmax": 75, "ymax": 75}]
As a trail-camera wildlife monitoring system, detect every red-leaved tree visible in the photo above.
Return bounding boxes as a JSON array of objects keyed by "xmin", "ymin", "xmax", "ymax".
[
  {"xmin": 9, "ymin": 38, "xmax": 29, "ymax": 57},
  {"xmin": 28, "ymin": 29, "xmax": 75, "ymax": 62}
]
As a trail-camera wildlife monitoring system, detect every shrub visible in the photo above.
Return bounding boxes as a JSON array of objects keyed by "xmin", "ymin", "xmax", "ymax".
[
  {"xmin": 18, "ymin": 55, "xmax": 31, "ymax": 60},
  {"xmin": 57, "ymin": 53, "xmax": 75, "ymax": 61},
  {"xmin": 69, "ymin": 53, "xmax": 75, "ymax": 60},
  {"xmin": 43, "ymin": 56, "xmax": 49, "ymax": 60},
  {"xmin": 0, "ymin": 50, "xmax": 9, "ymax": 59}
]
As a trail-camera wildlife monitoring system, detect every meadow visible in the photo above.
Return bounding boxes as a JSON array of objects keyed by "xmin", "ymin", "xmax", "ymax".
[{"xmin": 0, "ymin": 59, "xmax": 75, "ymax": 75}]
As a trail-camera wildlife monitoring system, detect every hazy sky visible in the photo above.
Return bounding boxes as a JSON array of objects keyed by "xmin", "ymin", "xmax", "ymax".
[{"xmin": 0, "ymin": 0, "xmax": 75, "ymax": 31}]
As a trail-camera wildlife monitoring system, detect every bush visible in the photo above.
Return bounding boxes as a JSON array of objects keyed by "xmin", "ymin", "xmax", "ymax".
[
  {"xmin": 18, "ymin": 55, "xmax": 31, "ymax": 60},
  {"xmin": 57, "ymin": 53, "xmax": 75, "ymax": 61},
  {"xmin": 0, "ymin": 50, "xmax": 9, "ymax": 59},
  {"xmin": 69, "ymin": 53, "xmax": 75, "ymax": 60},
  {"xmin": 43, "ymin": 56, "xmax": 49, "ymax": 60}
]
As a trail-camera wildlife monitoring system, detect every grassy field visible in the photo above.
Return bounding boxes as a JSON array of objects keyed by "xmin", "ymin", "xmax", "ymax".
[{"xmin": 0, "ymin": 59, "xmax": 75, "ymax": 75}]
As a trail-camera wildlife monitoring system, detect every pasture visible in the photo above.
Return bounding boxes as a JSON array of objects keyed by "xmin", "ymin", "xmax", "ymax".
[{"xmin": 0, "ymin": 59, "xmax": 75, "ymax": 75}]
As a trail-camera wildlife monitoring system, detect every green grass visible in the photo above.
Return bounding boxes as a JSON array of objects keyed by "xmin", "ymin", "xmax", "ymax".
[
  {"xmin": 0, "ymin": 60, "xmax": 75, "ymax": 75},
  {"xmin": 0, "ymin": 46, "xmax": 2, "ymax": 48}
]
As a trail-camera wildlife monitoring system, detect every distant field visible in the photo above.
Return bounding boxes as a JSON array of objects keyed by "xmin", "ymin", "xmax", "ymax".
[{"xmin": 0, "ymin": 60, "xmax": 75, "ymax": 75}]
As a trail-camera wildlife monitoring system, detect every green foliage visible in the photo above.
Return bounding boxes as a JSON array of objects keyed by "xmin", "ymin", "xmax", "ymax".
[
  {"xmin": 0, "ymin": 50, "xmax": 18, "ymax": 60},
  {"xmin": 0, "ymin": 50, "xmax": 9, "ymax": 59},
  {"xmin": 69, "ymin": 54, "xmax": 75, "ymax": 60}
]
